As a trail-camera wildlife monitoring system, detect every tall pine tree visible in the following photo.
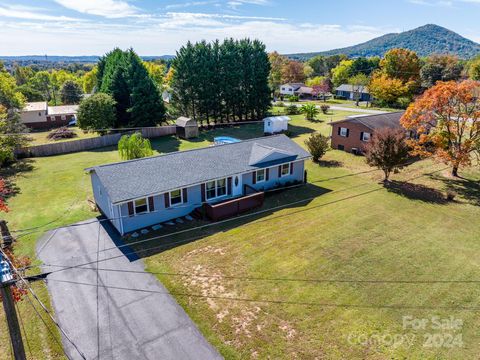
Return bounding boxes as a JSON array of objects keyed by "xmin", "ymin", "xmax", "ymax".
[{"xmin": 97, "ymin": 48, "xmax": 166, "ymax": 127}]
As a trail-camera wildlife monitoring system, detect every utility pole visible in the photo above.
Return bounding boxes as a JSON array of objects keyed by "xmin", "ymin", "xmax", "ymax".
[{"xmin": 1, "ymin": 221, "xmax": 26, "ymax": 360}]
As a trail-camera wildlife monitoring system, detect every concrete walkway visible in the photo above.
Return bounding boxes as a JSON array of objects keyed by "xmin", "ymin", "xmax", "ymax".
[{"xmin": 37, "ymin": 218, "xmax": 222, "ymax": 360}]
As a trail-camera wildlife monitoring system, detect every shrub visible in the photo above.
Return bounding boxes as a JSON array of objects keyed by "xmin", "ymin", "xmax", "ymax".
[
  {"xmin": 276, "ymin": 102, "xmax": 285, "ymax": 107},
  {"xmin": 320, "ymin": 105, "xmax": 330, "ymax": 114},
  {"xmin": 285, "ymin": 104, "xmax": 299, "ymax": 115},
  {"xmin": 396, "ymin": 96, "xmax": 412, "ymax": 109},
  {"xmin": 304, "ymin": 133, "xmax": 330, "ymax": 162},
  {"xmin": 288, "ymin": 95, "xmax": 299, "ymax": 102},
  {"xmin": 47, "ymin": 127, "xmax": 77, "ymax": 141},
  {"xmin": 118, "ymin": 132, "xmax": 153, "ymax": 160}
]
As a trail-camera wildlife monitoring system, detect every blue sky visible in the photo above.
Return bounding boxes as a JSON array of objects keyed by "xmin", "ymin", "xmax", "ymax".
[{"xmin": 0, "ymin": 0, "xmax": 479, "ymax": 55}]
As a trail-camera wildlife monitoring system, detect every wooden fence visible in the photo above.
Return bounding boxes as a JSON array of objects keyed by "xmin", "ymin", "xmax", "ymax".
[{"xmin": 15, "ymin": 126, "xmax": 177, "ymax": 158}]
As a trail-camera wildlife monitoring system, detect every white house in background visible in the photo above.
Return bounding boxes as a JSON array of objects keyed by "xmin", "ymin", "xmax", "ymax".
[
  {"xmin": 264, "ymin": 116, "xmax": 290, "ymax": 134},
  {"xmin": 19, "ymin": 102, "xmax": 79, "ymax": 129},
  {"xmin": 279, "ymin": 83, "xmax": 305, "ymax": 96},
  {"xmin": 18, "ymin": 102, "xmax": 48, "ymax": 127},
  {"xmin": 162, "ymin": 90, "xmax": 172, "ymax": 103}
]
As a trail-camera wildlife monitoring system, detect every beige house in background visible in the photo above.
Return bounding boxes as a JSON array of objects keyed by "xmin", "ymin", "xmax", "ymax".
[
  {"xmin": 19, "ymin": 102, "xmax": 78, "ymax": 129},
  {"xmin": 19, "ymin": 102, "xmax": 48, "ymax": 127}
]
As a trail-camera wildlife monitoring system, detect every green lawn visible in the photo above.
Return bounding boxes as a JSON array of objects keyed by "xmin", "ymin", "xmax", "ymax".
[
  {"xmin": 27, "ymin": 127, "xmax": 99, "ymax": 146},
  {"xmin": 2, "ymin": 109, "xmax": 480, "ymax": 359}
]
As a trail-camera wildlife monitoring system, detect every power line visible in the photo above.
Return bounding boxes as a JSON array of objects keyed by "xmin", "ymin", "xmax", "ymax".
[
  {"xmin": 41, "ymin": 263, "xmax": 480, "ymax": 285},
  {"xmin": 32, "ymin": 164, "xmax": 449, "ymax": 279},
  {"xmin": 23, "ymin": 292, "xmax": 72, "ymax": 360},
  {"xmin": 44, "ymin": 278, "xmax": 480, "ymax": 312},
  {"xmin": 22, "ymin": 161, "xmax": 447, "ymax": 273},
  {"xmin": 0, "ymin": 248, "xmax": 87, "ymax": 360}
]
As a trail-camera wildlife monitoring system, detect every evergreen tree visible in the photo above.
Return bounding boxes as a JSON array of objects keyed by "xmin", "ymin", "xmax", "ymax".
[
  {"xmin": 97, "ymin": 48, "xmax": 166, "ymax": 127},
  {"xmin": 60, "ymin": 80, "xmax": 83, "ymax": 104}
]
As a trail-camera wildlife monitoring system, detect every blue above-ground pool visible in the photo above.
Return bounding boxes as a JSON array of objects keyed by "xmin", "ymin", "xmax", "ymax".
[{"xmin": 213, "ymin": 136, "xmax": 241, "ymax": 145}]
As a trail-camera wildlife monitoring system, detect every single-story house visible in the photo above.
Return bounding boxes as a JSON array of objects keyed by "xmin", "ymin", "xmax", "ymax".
[
  {"xmin": 279, "ymin": 83, "xmax": 305, "ymax": 96},
  {"xmin": 329, "ymin": 111, "xmax": 405, "ymax": 154},
  {"xmin": 46, "ymin": 105, "xmax": 78, "ymax": 125},
  {"xmin": 263, "ymin": 116, "xmax": 290, "ymax": 134},
  {"xmin": 87, "ymin": 135, "xmax": 311, "ymax": 235},
  {"xmin": 335, "ymin": 84, "xmax": 371, "ymax": 102},
  {"xmin": 18, "ymin": 102, "xmax": 48, "ymax": 128},
  {"xmin": 19, "ymin": 102, "xmax": 79, "ymax": 129}
]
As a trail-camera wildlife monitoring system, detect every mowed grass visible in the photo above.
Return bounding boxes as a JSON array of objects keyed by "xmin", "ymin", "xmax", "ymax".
[
  {"xmin": 1, "ymin": 109, "xmax": 480, "ymax": 359},
  {"xmin": 27, "ymin": 127, "xmax": 99, "ymax": 146}
]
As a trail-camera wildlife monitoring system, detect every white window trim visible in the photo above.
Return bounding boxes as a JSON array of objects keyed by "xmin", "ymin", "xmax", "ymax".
[
  {"xmin": 134, "ymin": 197, "xmax": 149, "ymax": 215},
  {"xmin": 169, "ymin": 189, "xmax": 183, "ymax": 207},
  {"xmin": 256, "ymin": 169, "xmax": 266, "ymax": 183},
  {"xmin": 362, "ymin": 132, "xmax": 371, "ymax": 142},
  {"xmin": 280, "ymin": 163, "xmax": 291, "ymax": 177},
  {"xmin": 206, "ymin": 178, "xmax": 228, "ymax": 200},
  {"xmin": 340, "ymin": 127, "xmax": 348, "ymax": 137}
]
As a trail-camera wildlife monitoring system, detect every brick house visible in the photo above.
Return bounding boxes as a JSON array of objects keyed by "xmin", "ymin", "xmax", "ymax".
[{"xmin": 329, "ymin": 112, "xmax": 405, "ymax": 154}]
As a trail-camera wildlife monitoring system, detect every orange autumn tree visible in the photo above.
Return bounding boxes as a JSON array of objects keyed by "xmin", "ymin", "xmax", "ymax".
[
  {"xmin": 0, "ymin": 178, "xmax": 9, "ymax": 212},
  {"xmin": 0, "ymin": 178, "xmax": 30, "ymax": 302},
  {"xmin": 401, "ymin": 80, "xmax": 480, "ymax": 177}
]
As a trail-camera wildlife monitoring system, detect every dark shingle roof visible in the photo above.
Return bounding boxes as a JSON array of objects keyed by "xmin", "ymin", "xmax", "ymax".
[
  {"xmin": 329, "ymin": 112, "xmax": 405, "ymax": 131},
  {"xmin": 90, "ymin": 134, "xmax": 310, "ymax": 204},
  {"xmin": 335, "ymin": 84, "xmax": 369, "ymax": 93}
]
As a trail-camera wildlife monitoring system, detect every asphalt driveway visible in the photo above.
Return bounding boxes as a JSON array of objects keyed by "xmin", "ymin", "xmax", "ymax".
[{"xmin": 37, "ymin": 218, "xmax": 222, "ymax": 360}]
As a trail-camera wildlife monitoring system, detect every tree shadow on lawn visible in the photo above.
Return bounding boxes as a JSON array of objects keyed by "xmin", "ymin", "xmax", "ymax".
[
  {"xmin": 119, "ymin": 183, "xmax": 331, "ymax": 259},
  {"xmin": 317, "ymin": 160, "xmax": 343, "ymax": 168},
  {"xmin": 0, "ymin": 159, "xmax": 35, "ymax": 198},
  {"xmin": 432, "ymin": 174, "xmax": 480, "ymax": 206},
  {"xmin": 383, "ymin": 180, "xmax": 449, "ymax": 204}
]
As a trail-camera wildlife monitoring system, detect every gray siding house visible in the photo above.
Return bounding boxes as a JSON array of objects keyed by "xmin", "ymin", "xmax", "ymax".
[{"xmin": 87, "ymin": 135, "xmax": 311, "ymax": 235}]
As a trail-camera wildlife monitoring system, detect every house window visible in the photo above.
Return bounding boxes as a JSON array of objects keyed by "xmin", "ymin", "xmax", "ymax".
[
  {"xmin": 362, "ymin": 132, "xmax": 371, "ymax": 142},
  {"xmin": 38, "ymin": 112, "xmax": 42, "ymax": 116},
  {"xmin": 340, "ymin": 127, "xmax": 348, "ymax": 137},
  {"xmin": 281, "ymin": 163, "xmax": 290, "ymax": 177},
  {"xmin": 256, "ymin": 169, "xmax": 266, "ymax": 182},
  {"xmin": 267, "ymin": 121, "xmax": 271, "ymax": 126},
  {"xmin": 170, "ymin": 189, "xmax": 182, "ymax": 206},
  {"xmin": 338, "ymin": 145, "xmax": 345, "ymax": 150},
  {"xmin": 134, "ymin": 198, "xmax": 148, "ymax": 214},
  {"xmin": 206, "ymin": 178, "xmax": 227, "ymax": 200},
  {"xmin": 281, "ymin": 87, "xmax": 285, "ymax": 91},
  {"xmin": 206, "ymin": 181, "xmax": 216, "ymax": 199},
  {"xmin": 217, "ymin": 178, "xmax": 227, "ymax": 196}
]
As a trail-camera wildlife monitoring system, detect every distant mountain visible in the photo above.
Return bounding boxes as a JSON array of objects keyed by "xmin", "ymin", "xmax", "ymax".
[
  {"xmin": 287, "ymin": 24, "xmax": 480, "ymax": 60},
  {"xmin": 0, "ymin": 55, "xmax": 175, "ymax": 64}
]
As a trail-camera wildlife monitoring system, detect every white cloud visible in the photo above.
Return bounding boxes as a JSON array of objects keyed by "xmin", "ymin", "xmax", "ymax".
[
  {"xmin": 54, "ymin": 0, "xmax": 140, "ymax": 18},
  {"xmin": 166, "ymin": 1, "xmax": 220, "ymax": 10},
  {"xmin": 0, "ymin": 4, "xmax": 80, "ymax": 21},
  {"xmin": 0, "ymin": 15, "xmax": 391, "ymax": 56},
  {"xmin": 227, "ymin": 0, "xmax": 270, "ymax": 9}
]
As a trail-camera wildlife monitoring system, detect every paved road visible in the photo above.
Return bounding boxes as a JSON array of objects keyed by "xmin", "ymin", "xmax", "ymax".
[
  {"xmin": 37, "ymin": 218, "xmax": 222, "ymax": 360},
  {"xmin": 279, "ymin": 102, "xmax": 388, "ymax": 115}
]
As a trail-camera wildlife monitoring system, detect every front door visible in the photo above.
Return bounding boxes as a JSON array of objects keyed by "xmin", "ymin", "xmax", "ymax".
[{"xmin": 232, "ymin": 175, "xmax": 243, "ymax": 196}]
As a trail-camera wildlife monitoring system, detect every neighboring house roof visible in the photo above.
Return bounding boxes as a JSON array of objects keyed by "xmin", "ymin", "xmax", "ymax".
[
  {"xmin": 48, "ymin": 105, "xmax": 79, "ymax": 115},
  {"xmin": 23, "ymin": 102, "xmax": 47, "ymax": 112},
  {"xmin": 88, "ymin": 134, "xmax": 311, "ymax": 204},
  {"xmin": 175, "ymin": 116, "xmax": 197, "ymax": 127},
  {"xmin": 296, "ymin": 86, "xmax": 314, "ymax": 95},
  {"xmin": 335, "ymin": 84, "xmax": 369, "ymax": 94},
  {"xmin": 281, "ymin": 83, "xmax": 305, "ymax": 91},
  {"xmin": 329, "ymin": 111, "xmax": 405, "ymax": 131}
]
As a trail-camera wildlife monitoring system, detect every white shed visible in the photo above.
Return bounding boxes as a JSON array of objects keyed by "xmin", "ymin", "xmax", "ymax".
[{"xmin": 263, "ymin": 116, "xmax": 290, "ymax": 134}]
